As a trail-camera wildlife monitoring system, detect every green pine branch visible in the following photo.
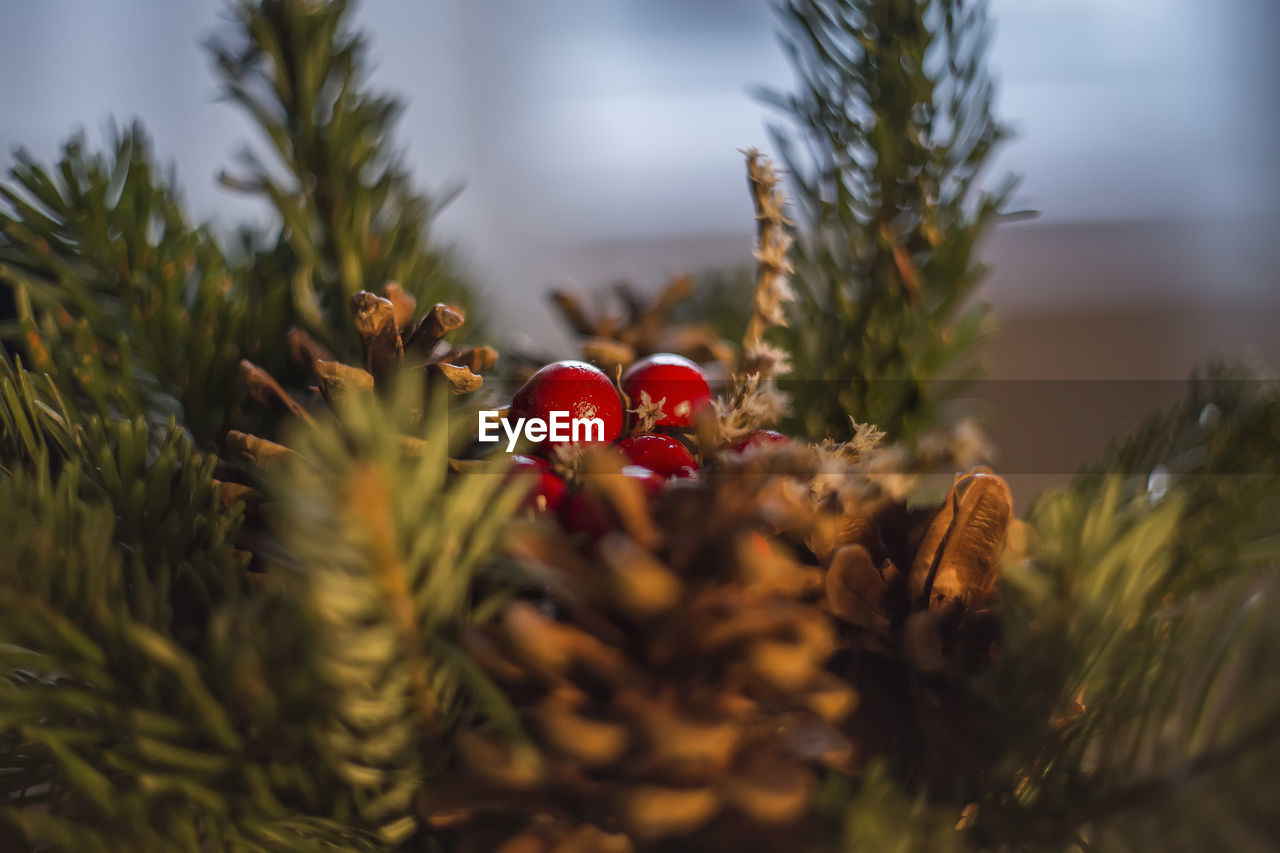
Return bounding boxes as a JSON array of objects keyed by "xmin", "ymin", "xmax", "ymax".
[
  {"xmin": 1, "ymin": 0, "xmax": 479, "ymax": 445},
  {"xmin": 827, "ymin": 762, "xmax": 965, "ymax": 852},
  {"xmin": 0, "ymin": 123, "xmax": 292, "ymax": 444},
  {"xmin": 1, "ymin": 354, "xmax": 526, "ymax": 850},
  {"xmin": 760, "ymin": 0, "xmax": 1016, "ymax": 443},
  {"xmin": 0, "ymin": 356, "xmax": 246, "ymax": 624},
  {"xmin": 209, "ymin": 0, "xmax": 475, "ymax": 361},
  {"xmin": 265, "ymin": 381, "xmax": 527, "ymax": 844},
  {"xmin": 1078, "ymin": 361, "xmax": 1280, "ymax": 598},
  {"xmin": 0, "ymin": 354, "xmax": 301, "ymax": 849},
  {"xmin": 969, "ymin": 363, "xmax": 1280, "ymax": 850}
]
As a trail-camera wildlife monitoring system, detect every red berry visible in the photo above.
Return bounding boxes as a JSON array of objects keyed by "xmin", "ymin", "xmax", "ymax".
[
  {"xmin": 729, "ymin": 430, "xmax": 791, "ymax": 454},
  {"xmin": 510, "ymin": 360, "xmax": 624, "ymax": 449},
  {"xmin": 620, "ymin": 464, "xmax": 665, "ymax": 497},
  {"xmin": 560, "ymin": 491, "xmax": 612, "ymax": 541},
  {"xmin": 560, "ymin": 465, "xmax": 664, "ymax": 541},
  {"xmin": 617, "ymin": 434, "xmax": 699, "ymax": 479},
  {"xmin": 620, "ymin": 354, "xmax": 712, "ymax": 428},
  {"xmin": 508, "ymin": 454, "xmax": 567, "ymax": 513}
]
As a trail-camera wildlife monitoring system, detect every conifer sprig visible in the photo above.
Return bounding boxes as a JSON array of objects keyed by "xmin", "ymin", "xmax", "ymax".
[
  {"xmin": 209, "ymin": 0, "xmax": 473, "ymax": 360},
  {"xmin": 761, "ymin": 0, "xmax": 1017, "ymax": 443},
  {"xmin": 0, "ymin": 353, "xmax": 526, "ymax": 849},
  {"xmin": 970, "ymin": 365, "xmax": 1280, "ymax": 849},
  {"xmin": 0, "ymin": 124, "xmax": 288, "ymax": 443},
  {"xmin": 269, "ymin": 380, "xmax": 526, "ymax": 843}
]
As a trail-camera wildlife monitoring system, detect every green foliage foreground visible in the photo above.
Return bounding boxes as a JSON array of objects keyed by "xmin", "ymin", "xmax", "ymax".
[
  {"xmin": 3, "ymin": 351, "xmax": 1277, "ymax": 851},
  {"xmin": 1, "ymin": 0, "xmax": 1277, "ymax": 849},
  {"xmin": 0, "ymin": 358, "xmax": 522, "ymax": 850}
]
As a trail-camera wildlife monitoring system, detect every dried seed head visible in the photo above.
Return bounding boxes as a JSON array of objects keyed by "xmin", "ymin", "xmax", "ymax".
[{"xmin": 626, "ymin": 390, "xmax": 668, "ymax": 434}]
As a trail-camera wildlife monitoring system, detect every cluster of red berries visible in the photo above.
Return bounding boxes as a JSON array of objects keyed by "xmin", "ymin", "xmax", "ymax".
[{"xmin": 500, "ymin": 354, "xmax": 786, "ymax": 539}]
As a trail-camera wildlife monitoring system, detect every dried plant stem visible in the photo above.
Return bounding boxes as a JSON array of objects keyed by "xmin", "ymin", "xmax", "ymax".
[
  {"xmin": 707, "ymin": 150, "xmax": 797, "ymax": 443},
  {"xmin": 740, "ymin": 149, "xmax": 795, "ymax": 379}
]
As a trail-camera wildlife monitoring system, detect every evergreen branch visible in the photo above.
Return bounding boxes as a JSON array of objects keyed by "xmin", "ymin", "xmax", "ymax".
[
  {"xmin": 831, "ymin": 762, "xmax": 966, "ymax": 852},
  {"xmin": 2, "ymin": 353, "xmax": 527, "ymax": 849},
  {"xmin": 0, "ymin": 356, "xmax": 246, "ymax": 624},
  {"xmin": 1, "ymin": 0, "xmax": 479, "ymax": 441},
  {"xmin": 0, "ymin": 356, "xmax": 274, "ymax": 847},
  {"xmin": 1, "ymin": 355, "xmax": 363, "ymax": 848},
  {"xmin": 1078, "ymin": 361, "xmax": 1280, "ymax": 597},
  {"xmin": 971, "ymin": 364, "xmax": 1280, "ymax": 850},
  {"xmin": 0, "ymin": 123, "xmax": 293, "ymax": 443},
  {"xmin": 760, "ymin": 0, "xmax": 1016, "ymax": 442},
  {"xmin": 268, "ymin": 379, "xmax": 526, "ymax": 844},
  {"xmin": 208, "ymin": 0, "xmax": 474, "ymax": 359},
  {"xmin": 977, "ymin": 572, "xmax": 1280, "ymax": 850},
  {"xmin": 344, "ymin": 463, "xmax": 442, "ymax": 736},
  {"xmin": 1089, "ymin": 707, "xmax": 1280, "ymax": 828}
]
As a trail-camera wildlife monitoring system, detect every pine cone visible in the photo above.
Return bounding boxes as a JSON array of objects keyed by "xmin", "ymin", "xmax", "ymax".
[
  {"xmin": 213, "ymin": 282, "xmax": 494, "ymax": 559},
  {"xmin": 423, "ymin": 429, "xmax": 1015, "ymax": 848},
  {"xmin": 422, "ymin": 446, "xmax": 855, "ymax": 851},
  {"xmin": 818, "ymin": 465, "xmax": 1015, "ymax": 788},
  {"xmin": 550, "ymin": 275, "xmax": 735, "ymax": 374}
]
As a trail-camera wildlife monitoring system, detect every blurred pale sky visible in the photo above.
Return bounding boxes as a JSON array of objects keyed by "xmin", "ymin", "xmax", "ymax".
[{"xmin": 1, "ymin": 0, "xmax": 1277, "ymax": 344}]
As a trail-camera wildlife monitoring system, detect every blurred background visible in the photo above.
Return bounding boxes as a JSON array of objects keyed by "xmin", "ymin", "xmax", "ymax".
[{"xmin": 2, "ymin": 0, "xmax": 1277, "ymax": 488}]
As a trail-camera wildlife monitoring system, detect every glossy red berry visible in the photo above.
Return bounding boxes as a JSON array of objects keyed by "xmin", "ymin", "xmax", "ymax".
[
  {"xmin": 510, "ymin": 360, "xmax": 624, "ymax": 449},
  {"xmin": 617, "ymin": 434, "xmax": 699, "ymax": 479},
  {"xmin": 508, "ymin": 454, "xmax": 567, "ymax": 514},
  {"xmin": 729, "ymin": 429, "xmax": 791, "ymax": 454},
  {"xmin": 619, "ymin": 464, "xmax": 665, "ymax": 497},
  {"xmin": 620, "ymin": 354, "xmax": 711, "ymax": 428}
]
